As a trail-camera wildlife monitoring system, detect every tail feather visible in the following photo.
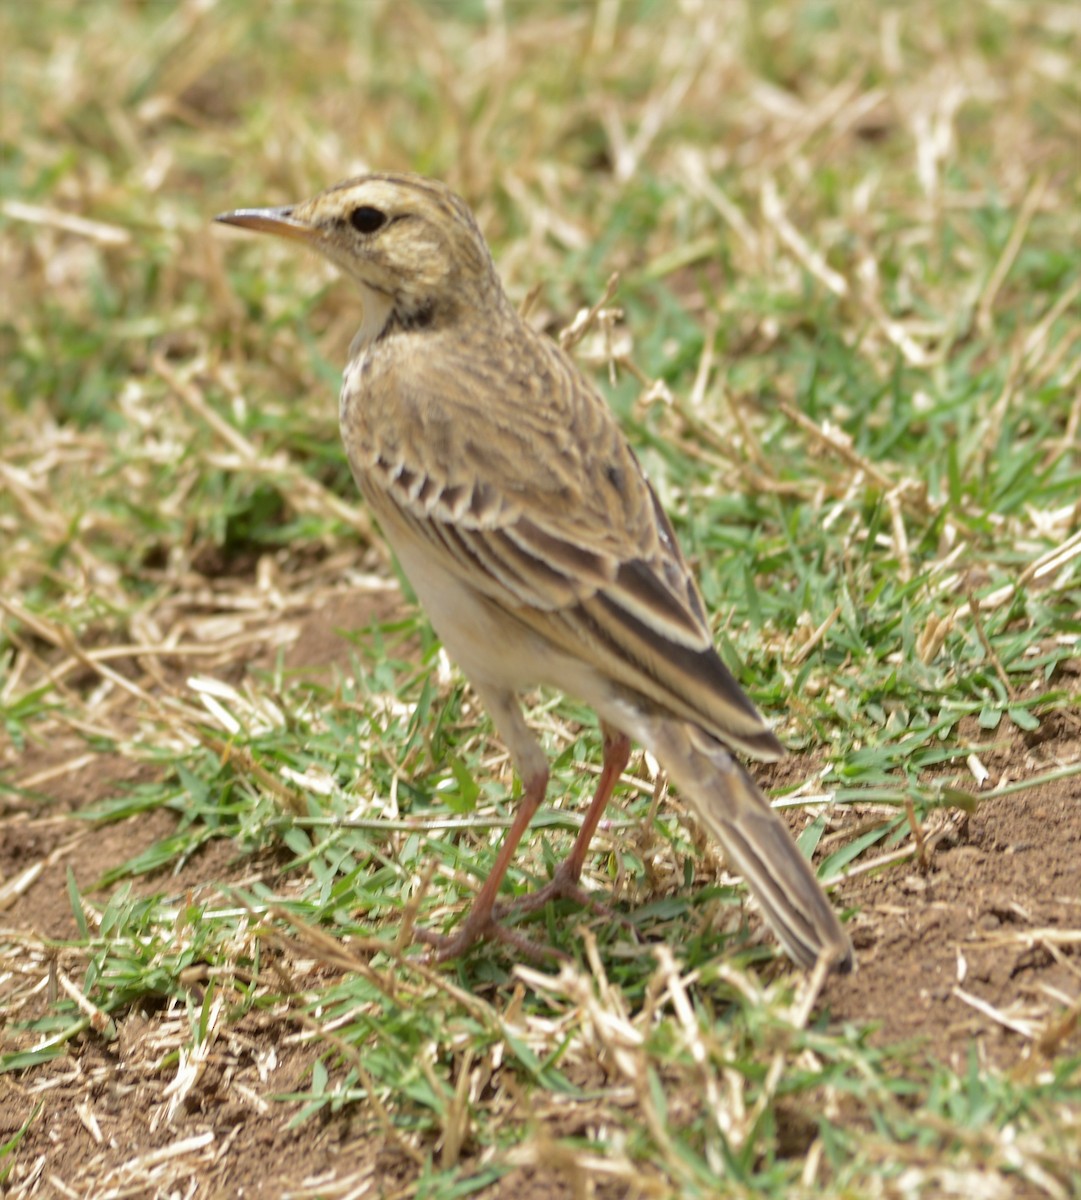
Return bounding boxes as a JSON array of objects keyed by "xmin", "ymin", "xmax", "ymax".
[{"xmin": 640, "ymin": 717, "xmax": 853, "ymax": 973}]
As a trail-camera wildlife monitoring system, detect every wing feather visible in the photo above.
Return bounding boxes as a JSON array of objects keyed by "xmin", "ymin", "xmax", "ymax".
[{"xmin": 348, "ymin": 327, "xmax": 783, "ymax": 759}]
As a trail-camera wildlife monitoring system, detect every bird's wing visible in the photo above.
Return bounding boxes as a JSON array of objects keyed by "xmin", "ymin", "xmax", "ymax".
[{"xmin": 347, "ymin": 330, "xmax": 782, "ymax": 760}]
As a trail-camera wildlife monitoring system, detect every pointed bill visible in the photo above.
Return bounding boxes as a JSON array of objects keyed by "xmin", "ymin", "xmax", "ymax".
[{"xmin": 214, "ymin": 206, "xmax": 320, "ymax": 246}]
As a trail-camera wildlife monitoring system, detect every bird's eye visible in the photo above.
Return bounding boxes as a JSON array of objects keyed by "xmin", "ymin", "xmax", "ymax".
[{"xmin": 350, "ymin": 206, "xmax": 387, "ymax": 234}]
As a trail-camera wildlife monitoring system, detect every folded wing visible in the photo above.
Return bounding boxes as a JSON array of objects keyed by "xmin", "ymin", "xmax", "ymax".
[{"xmin": 353, "ymin": 330, "xmax": 784, "ymax": 762}]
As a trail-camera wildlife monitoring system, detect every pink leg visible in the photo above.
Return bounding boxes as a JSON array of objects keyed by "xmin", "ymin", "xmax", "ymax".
[
  {"xmin": 497, "ymin": 724, "xmax": 631, "ymax": 919},
  {"xmin": 416, "ymin": 765, "xmax": 549, "ymax": 961},
  {"xmin": 417, "ymin": 725, "xmax": 633, "ymax": 961}
]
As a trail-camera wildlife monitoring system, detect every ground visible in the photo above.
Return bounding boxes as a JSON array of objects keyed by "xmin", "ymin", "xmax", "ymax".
[{"xmin": 2, "ymin": 597, "xmax": 1078, "ymax": 1197}]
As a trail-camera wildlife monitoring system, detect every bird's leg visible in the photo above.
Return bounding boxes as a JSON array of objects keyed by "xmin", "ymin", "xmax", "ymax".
[
  {"xmin": 416, "ymin": 764, "xmax": 552, "ymax": 961},
  {"xmin": 497, "ymin": 724, "xmax": 631, "ymax": 920},
  {"xmin": 416, "ymin": 693, "xmax": 633, "ymax": 960},
  {"xmin": 417, "ymin": 682, "xmax": 566, "ymax": 961}
]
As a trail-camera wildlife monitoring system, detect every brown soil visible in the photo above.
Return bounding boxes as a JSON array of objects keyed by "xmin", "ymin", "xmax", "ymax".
[
  {"xmin": 825, "ymin": 714, "xmax": 1081, "ymax": 1066},
  {"xmin": 1, "ymin": 601, "xmax": 1079, "ymax": 1198}
]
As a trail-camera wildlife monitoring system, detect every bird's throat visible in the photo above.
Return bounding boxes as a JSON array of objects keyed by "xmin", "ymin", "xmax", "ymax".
[{"xmin": 348, "ymin": 283, "xmax": 396, "ymax": 355}]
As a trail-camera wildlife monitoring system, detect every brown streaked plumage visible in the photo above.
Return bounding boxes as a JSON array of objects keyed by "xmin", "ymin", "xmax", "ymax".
[{"xmin": 216, "ymin": 173, "xmax": 853, "ymax": 973}]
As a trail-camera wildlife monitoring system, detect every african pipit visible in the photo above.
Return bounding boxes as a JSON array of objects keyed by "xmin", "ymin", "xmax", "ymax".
[{"xmin": 216, "ymin": 173, "xmax": 853, "ymax": 973}]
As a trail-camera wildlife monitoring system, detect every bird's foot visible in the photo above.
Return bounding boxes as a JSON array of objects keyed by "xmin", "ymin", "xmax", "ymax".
[
  {"xmin": 414, "ymin": 865, "xmax": 636, "ymax": 964},
  {"xmin": 493, "ymin": 862, "xmax": 610, "ymax": 921},
  {"xmin": 414, "ymin": 910, "xmax": 569, "ymax": 964},
  {"xmin": 496, "ymin": 865, "xmax": 639, "ymax": 941}
]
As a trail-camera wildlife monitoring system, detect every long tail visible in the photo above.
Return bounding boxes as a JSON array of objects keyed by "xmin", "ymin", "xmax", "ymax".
[{"xmin": 638, "ymin": 716, "xmax": 853, "ymax": 972}]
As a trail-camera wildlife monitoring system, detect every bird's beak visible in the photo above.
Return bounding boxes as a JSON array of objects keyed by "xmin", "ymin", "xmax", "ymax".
[{"xmin": 213, "ymin": 206, "xmax": 320, "ymax": 246}]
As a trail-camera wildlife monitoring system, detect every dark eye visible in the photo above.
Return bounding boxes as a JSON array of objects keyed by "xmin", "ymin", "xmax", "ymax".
[{"xmin": 350, "ymin": 206, "xmax": 387, "ymax": 234}]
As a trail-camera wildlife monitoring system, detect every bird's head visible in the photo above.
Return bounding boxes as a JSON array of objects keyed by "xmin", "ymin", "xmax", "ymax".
[{"xmin": 215, "ymin": 173, "xmax": 500, "ymax": 338}]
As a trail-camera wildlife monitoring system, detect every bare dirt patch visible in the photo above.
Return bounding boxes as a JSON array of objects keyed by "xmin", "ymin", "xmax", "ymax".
[
  {"xmin": 0, "ymin": 1010, "xmax": 332, "ymax": 1200},
  {"xmin": 826, "ymin": 720, "xmax": 1081, "ymax": 1072},
  {"xmin": 276, "ymin": 586, "xmax": 407, "ymax": 679}
]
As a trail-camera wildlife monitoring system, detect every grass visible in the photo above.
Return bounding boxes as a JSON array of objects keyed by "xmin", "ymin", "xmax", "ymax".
[{"xmin": 2, "ymin": 0, "xmax": 1080, "ymax": 1196}]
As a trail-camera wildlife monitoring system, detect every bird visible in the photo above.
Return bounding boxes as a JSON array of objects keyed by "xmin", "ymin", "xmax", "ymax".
[{"xmin": 215, "ymin": 173, "xmax": 853, "ymax": 973}]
